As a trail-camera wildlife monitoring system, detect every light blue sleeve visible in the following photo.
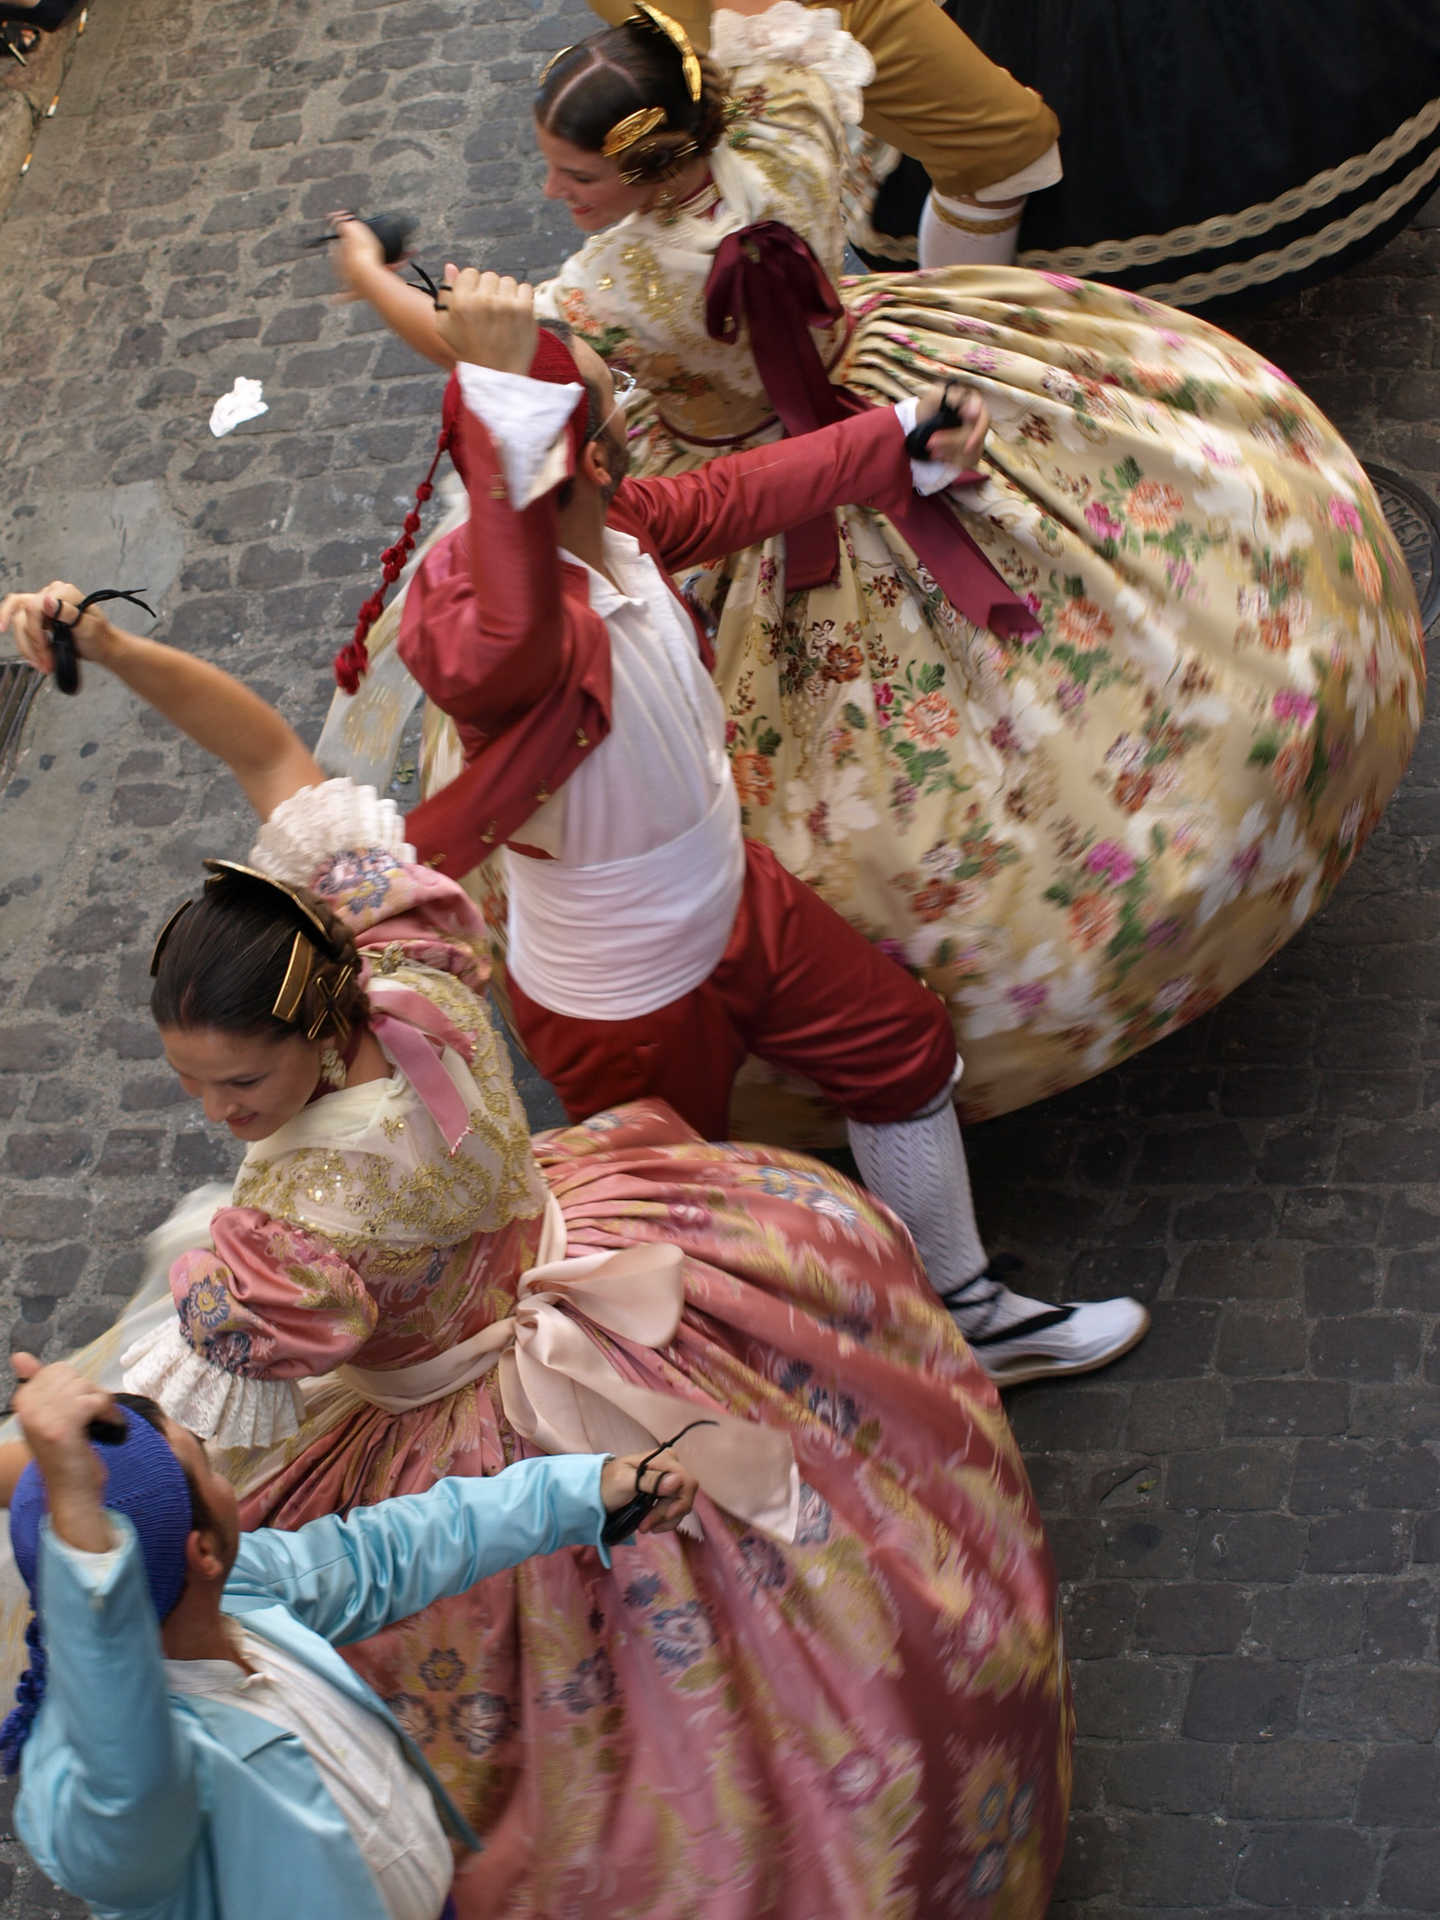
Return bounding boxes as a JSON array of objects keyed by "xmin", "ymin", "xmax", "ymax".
[
  {"xmin": 227, "ymin": 1453, "xmax": 611, "ymax": 1645},
  {"xmin": 16, "ymin": 1519, "xmax": 200, "ymax": 1908}
]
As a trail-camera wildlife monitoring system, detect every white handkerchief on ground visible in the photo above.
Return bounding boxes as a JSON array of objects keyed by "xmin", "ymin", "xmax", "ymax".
[{"xmin": 209, "ymin": 377, "xmax": 269, "ymax": 437}]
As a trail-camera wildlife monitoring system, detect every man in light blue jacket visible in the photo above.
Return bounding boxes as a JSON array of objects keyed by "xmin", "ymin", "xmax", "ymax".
[{"xmin": 3, "ymin": 1352, "xmax": 696, "ymax": 1920}]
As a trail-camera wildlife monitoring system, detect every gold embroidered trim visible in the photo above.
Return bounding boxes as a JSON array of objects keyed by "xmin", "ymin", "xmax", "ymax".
[{"xmin": 930, "ymin": 195, "xmax": 1023, "ymax": 236}]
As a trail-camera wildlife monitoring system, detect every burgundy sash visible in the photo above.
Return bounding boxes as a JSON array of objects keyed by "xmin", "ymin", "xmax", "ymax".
[{"xmin": 704, "ymin": 221, "xmax": 1038, "ymax": 639}]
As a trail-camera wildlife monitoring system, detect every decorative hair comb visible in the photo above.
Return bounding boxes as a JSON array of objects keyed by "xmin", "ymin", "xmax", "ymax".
[
  {"xmin": 631, "ymin": 2, "xmax": 702, "ymax": 103},
  {"xmin": 150, "ymin": 861, "xmax": 352, "ymax": 1042},
  {"xmin": 45, "ymin": 589, "xmax": 155, "ymax": 696},
  {"xmin": 602, "ymin": 104, "xmax": 669, "ymax": 159}
]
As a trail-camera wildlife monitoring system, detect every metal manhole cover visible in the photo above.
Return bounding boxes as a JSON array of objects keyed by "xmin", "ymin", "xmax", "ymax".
[
  {"xmin": 1365, "ymin": 462, "xmax": 1440, "ymax": 636},
  {"xmin": 0, "ymin": 662, "xmax": 40, "ymax": 785}
]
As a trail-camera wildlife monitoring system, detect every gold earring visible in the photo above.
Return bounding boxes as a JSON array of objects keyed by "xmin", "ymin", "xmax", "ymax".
[{"xmin": 318, "ymin": 1040, "xmax": 347, "ymax": 1089}]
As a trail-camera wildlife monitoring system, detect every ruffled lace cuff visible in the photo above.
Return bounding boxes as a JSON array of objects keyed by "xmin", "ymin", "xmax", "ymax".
[
  {"xmin": 712, "ymin": 3, "xmax": 874, "ymax": 124},
  {"xmin": 250, "ymin": 778, "xmax": 416, "ymax": 889},
  {"xmin": 121, "ymin": 1320, "xmax": 304, "ymax": 1448}
]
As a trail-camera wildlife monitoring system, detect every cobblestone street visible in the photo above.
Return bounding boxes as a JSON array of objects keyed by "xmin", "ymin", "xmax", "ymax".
[{"xmin": 0, "ymin": 2, "xmax": 1437, "ymax": 1914}]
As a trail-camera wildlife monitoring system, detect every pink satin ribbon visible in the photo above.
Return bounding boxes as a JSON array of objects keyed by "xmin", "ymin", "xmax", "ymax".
[
  {"xmin": 340, "ymin": 1231, "xmax": 800, "ymax": 1542},
  {"xmin": 364, "ymin": 977, "xmax": 478, "ymax": 1154}
]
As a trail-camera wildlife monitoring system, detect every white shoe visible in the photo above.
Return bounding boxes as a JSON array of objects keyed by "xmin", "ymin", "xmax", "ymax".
[{"xmin": 941, "ymin": 1256, "xmax": 1150, "ymax": 1387}]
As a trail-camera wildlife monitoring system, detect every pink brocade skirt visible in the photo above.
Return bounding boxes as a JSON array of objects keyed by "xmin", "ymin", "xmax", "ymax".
[{"xmin": 236, "ymin": 1101, "xmax": 1072, "ymax": 1918}]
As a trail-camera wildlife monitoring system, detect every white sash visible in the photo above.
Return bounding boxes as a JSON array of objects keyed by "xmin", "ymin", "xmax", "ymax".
[{"xmin": 505, "ymin": 781, "xmax": 745, "ymax": 1020}]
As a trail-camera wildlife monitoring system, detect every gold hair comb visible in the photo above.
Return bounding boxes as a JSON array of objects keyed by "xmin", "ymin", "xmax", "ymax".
[
  {"xmin": 537, "ymin": 42, "xmax": 575, "ymax": 85},
  {"xmin": 602, "ymin": 104, "xmax": 668, "ymax": 157},
  {"xmin": 632, "ymin": 1, "xmax": 702, "ymax": 102}
]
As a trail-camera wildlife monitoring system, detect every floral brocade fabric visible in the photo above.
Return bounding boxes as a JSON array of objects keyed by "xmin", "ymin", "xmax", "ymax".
[
  {"xmin": 160, "ymin": 792, "xmax": 1072, "ymax": 1917},
  {"xmin": 259, "ymin": 1102, "xmax": 1073, "ymax": 1919},
  {"xmin": 433, "ymin": 13, "xmax": 1424, "ymax": 1144}
]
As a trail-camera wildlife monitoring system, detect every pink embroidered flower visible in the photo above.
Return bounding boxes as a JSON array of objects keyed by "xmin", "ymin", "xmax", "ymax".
[
  {"xmin": 1328, "ymin": 496, "xmax": 1363, "ymax": 533},
  {"xmin": 1008, "ymin": 981, "xmax": 1049, "ymax": 1012},
  {"xmin": 1084, "ymin": 501, "xmax": 1123, "ymax": 541},
  {"xmin": 1039, "ymin": 272, "xmax": 1083, "ymax": 293},
  {"xmin": 874, "ymin": 681, "xmax": 896, "ymax": 725},
  {"xmin": 905, "ymin": 690, "xmax": 960, "ymax": 747},
  {"xmin": 1085, "ymin": 840, "xmax": 1137, "ymax": 885},
  {"xmin": 1272, "ymin": 689, "xmax": 1317, "ymax": 726}
]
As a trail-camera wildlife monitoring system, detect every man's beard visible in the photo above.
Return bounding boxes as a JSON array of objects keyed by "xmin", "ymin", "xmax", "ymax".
[{"xmin": 598, "ymin": 422, "xmax": 631, "ymax": 504}]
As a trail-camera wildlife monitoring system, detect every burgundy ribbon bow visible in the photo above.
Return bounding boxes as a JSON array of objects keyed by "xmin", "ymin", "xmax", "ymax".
[{"xmin": 704, "ymin": 221, "xmax": 1039, "ymax": 639}]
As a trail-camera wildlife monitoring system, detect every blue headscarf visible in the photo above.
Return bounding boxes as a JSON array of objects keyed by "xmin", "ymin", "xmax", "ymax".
[{"xmin": 1, "ymin": 1403, "xmax": 194, "ymax": 1770}]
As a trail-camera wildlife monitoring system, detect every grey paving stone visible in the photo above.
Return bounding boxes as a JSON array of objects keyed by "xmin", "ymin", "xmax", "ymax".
[
  {"xmin": 1226, "ymin": 1741, "xmax": 1363, "ymax": 1821},
  {"xmin": 1378, "ymin": 1833, "xmax": 1440, "ymax": 1916},
  {"xmin": 1182, "ymin": 1658, "xmax": 1303, "ymax": 1743},
  {"xmin": 1355, "ymin": 1746, "xmax": 1440, "ymax": 1827},
  {"xmin": 1234, "ymin": 1823, "xmax": 1380, "ymax": 1910},
  {"xmin": 1134, "ymin": 1583, "xmax": 1251, "ymax": 1655},
  {"xmin": 1302, "ymin": 1663, "xmax": 1440, "ymax": 1743},
  {"xmin": 1101, "ymin": 1740, "xmax": 1233, "ymax": 1815}
]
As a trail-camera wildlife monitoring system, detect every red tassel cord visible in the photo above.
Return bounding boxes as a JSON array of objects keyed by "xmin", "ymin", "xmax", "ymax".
[{"xmin": 334, "ymin": 428, "xmax": 449, "ymax": 693}]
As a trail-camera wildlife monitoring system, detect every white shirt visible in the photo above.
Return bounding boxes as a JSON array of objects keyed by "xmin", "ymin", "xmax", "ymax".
[
  {"xmin": 455, "ymin": 364, "xmax": 960, "ymax": 1021},
  {"xmin": 165, "ymin": 1627, "xmax": 453, "ymax": 1920}
]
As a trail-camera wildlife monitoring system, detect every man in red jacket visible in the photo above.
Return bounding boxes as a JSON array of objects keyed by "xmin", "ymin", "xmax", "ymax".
[{"xmin": 395, "ymin": 269, "xmax": 1146, "ymax": 1387}]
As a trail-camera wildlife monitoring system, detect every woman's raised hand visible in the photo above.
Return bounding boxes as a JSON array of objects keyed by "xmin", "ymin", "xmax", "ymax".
[
  {"xmin": 328, "ymin": 209, "xmax": 388, "ymax": 301},
  {"xmin": 0, "ymin": 582, "xmax": 114, "ymax": 679}
]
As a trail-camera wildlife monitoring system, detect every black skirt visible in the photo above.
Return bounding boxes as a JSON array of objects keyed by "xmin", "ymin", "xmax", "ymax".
[{"xmin": 855, "ymin": 0, "xmax": 1440, "ymax": 306}]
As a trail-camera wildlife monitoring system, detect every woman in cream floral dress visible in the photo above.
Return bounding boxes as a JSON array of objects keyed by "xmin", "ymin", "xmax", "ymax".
[
  {"xmin": 335, "ymin": 1, "xmax": 1424, "ymax": 1144},
  {"xmin": 1, "ymin": 581, "xmax": 1070, "ymax": 1919}
]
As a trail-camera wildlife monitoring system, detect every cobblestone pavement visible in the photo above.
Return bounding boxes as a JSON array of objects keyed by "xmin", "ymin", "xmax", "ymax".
[{"xmin": 0, "ymin": 3, "xmax": 1437, "ymax": 1913}]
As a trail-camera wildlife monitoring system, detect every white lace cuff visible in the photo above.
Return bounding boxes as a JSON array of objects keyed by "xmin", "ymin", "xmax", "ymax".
[
  {"xmin": 250, "ymin": 778, "xmax": 416, "ymax": 888},
  {"xmin": 121, "ymin": 1321, "xmax": 304, "ymax": 1448},
  {"xmin": 711, "ymin": 4, "xmax": 874, "ymax": 125}
]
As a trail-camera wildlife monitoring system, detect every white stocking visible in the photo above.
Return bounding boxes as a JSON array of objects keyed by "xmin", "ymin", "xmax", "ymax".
[
  {"xmin": 846, "ymin": 1096, "xmax": 987, "ymax": 1294},
  {"xmin": 919, "ymin": 190, "xmax": 1024, "ymax": 268},
  {"xmin": 917, "ymin": 140, "xmax": 1064, "ymax": 270}
]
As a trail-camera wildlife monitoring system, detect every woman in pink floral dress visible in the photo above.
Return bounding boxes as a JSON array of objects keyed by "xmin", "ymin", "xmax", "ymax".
[
  {"xmin": 335, "ymin": 2, "xmax": 1424, "ymax": 1145},
  {"xmin": 2, "ymin": 580, "xmax": 1071, "ymax": 1920}
]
